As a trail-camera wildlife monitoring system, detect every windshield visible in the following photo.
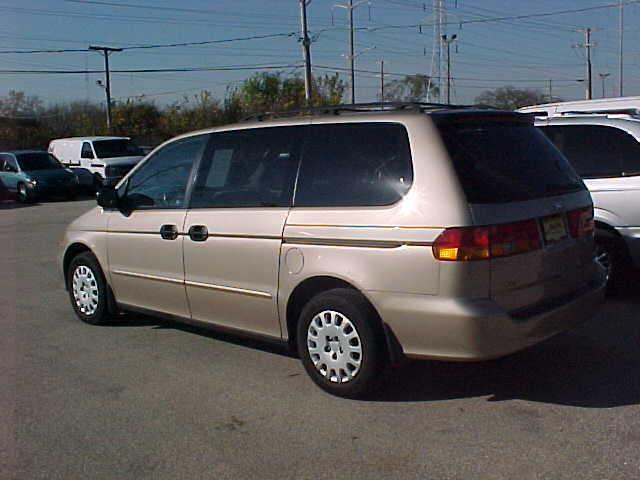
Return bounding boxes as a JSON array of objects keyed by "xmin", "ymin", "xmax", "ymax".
[
  {"xmin": 437, "ymin": 122, "xmax": 584, "ymax": 204},
  {"xmin": 16, "ymin": 153, "xmax": 63, "ymax": 171},
  {"xmin": 93, "ymin": 139, "xmax": 142, "ymax": 158}
]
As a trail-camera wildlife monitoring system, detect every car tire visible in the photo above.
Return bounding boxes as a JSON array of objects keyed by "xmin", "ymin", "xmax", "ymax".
[
  {"xmin": 16, "ymin": 183, "xmax": 31, "ymax": 203},
  {"xmin": 296, "ymin": 288, "xmax": 388, "ymax": 398},
  {"xmin": 67, "ymin": 252, "xmax": 111, "ymax": 325},
  {"xmin": 595, "ymin": 228, "xmax": 629, "ymax": 293}
]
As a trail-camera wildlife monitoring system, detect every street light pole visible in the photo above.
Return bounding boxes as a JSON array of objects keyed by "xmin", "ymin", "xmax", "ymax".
[
  {"xmin": 89, "ymin": 45, "xmax": 122, "ymax": 130},
  {"xmin": 441, "ymin": 34, "xmax": 457, "ymax": 104}
]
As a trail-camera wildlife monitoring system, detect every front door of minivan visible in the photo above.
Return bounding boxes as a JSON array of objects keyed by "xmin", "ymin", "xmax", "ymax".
[
  {"xmin": 106, "ymin": 134, "xmax": 209, "ymax": 318},
  {"xmin": 183, "ymin": 126, "xmax": 305, "ymax": 338}
]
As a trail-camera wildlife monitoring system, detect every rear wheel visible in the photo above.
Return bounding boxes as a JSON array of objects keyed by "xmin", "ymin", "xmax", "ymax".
[
  {"xmin": 67, "ymin": 252, "xmax": 111, "ymax": 325},
  {"xmin": 296, "ymin": 288, "xmax": 388, "ymax": 398},
  {"xmin": 595, "ymin": 228, "xmax": 629, "ymax": 292}
]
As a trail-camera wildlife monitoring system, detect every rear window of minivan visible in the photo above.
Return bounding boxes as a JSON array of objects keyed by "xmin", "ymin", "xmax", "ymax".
[{"xmin": 437, "ymin": 120, "xmax": 584, "ymax": 204}]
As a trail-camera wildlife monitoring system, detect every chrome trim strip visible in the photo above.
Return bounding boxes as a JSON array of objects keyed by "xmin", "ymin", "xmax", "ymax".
[
  {"xmin": 109, "ymin": 230, "xmax": 159, "ymax": 235},
  {"xmin": 286, "ymin": 223, "xmax": 445, "ymax": 230},
  {"xmin": 184, "ymin": 280, "xmax": 272, "ymax": 299},
  {"xmin": 111, "ymin": 270, "xmax": 184, "ymax": 285},
  {"xmin": 283, "ymin": 237, "xmax": 433, "ymax": 248},
  {"xmin": 207, "ymin": 233, "xmax": 281, "ymax": 241}
]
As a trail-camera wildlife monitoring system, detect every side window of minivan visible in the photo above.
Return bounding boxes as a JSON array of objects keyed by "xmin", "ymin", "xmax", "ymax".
[
  {"xmin": 124, "ymin": 134, "xmax": 208, "ymax": 210},
  {"xmin": 81, "ymin": 142, "xmax": 94, "ymax": 159},
  {"xmin": 190, "ymin": 126, "xmax": 304, "ymax": 208},
  {"xmin": 294, "ymin": 122, "xmax": 413, "ymax": 207},
  {"xmin": 543, "ymin": 125, "xmax": 640, "ymax": 178}
]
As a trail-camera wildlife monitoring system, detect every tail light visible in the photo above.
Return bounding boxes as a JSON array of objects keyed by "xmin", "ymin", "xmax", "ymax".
[
  {"xmin": 433, "ymin": 219, "xmax": 541, "ymax": 261},
  {"xmin": 567, "ymin": 206, "xmax": 594, "ymax": 238}
]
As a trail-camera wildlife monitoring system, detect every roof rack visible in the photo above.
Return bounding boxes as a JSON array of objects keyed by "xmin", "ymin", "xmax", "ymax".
[{"xmin": 241, "ymin": 101, "xmax": 488, "ymax": 122}]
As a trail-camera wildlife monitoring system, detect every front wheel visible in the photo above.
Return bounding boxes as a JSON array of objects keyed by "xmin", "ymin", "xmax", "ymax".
[
  {"xmin": 296, "ymin": 288, "xmax": 388, "ymax": 398},
  {"xmin": 67, "ymin": 252, "xmax": 111, "ymax": 325},
  {"xmin": 16, "ymin": 183, "xmax": 31, "ymax": 203}
]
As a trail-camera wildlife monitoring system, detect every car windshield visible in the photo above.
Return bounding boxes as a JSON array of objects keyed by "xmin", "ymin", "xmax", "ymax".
[
  {"xmin": 92, "ymin": 139, "xmax": 142, "ymax": 158},
  {"xmin": 17, "ymin": 152, "xmax": 63, "ymax": 171},
  {"xmin": 437, "ymin": 121, "xmax": 584, "ymax": 203}
]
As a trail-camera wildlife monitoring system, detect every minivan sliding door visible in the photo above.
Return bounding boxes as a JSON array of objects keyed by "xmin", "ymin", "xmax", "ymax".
[{"xmin": 183, "ymin": 126, "xmax": 305, "ymax": 338}]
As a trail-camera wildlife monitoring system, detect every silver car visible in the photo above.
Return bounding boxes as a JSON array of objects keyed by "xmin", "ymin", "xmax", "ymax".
[
  {"xmin": 60, "ymin": 103, "xmax": 606, "ymax": 397},
  {"xmin": 520, "ymin": 98, "xmax": 640, "ymax": 287}
]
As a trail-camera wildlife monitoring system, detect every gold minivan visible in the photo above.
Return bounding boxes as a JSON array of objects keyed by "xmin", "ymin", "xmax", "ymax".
[{"xmin": 60, "ymin": 103, "xmax": 606, "ymax": 397}]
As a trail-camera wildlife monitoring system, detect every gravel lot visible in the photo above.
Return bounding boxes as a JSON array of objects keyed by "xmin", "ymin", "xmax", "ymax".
[{"xmin": 2, "ymin": 198, "xmax": 640, "ymax": 479}]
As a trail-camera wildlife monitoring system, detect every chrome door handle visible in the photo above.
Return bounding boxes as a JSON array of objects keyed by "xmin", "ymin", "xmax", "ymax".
[
  {"xmin": 188, "ymin": 225, "xmax": 209, "ymax": 242},
  {"xmin": 160, "ymin": 224, "xmax": 178, "ymax": 240}
]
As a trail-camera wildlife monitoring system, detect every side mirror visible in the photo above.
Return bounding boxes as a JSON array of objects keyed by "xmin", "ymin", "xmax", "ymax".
[{"xmin": 96, "ymin": 186, "xmax": 119, "ymax": 209}]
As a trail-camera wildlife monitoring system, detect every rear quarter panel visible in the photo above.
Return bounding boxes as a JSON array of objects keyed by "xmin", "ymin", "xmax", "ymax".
[{"xmin": 278, "ymin": 114, "xmax": 473, "ymax": 339}]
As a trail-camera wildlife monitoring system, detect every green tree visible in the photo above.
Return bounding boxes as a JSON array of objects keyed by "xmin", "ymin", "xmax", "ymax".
[
  {"xmin": 232, "ymin": 71, "xmax": 346, "ymax": 116},
  {"xmin": 111, "ymin": 98, "xmax": 162, "ymax": 144},
  {"xmin": 474, "ymin": 85, "xmax": 558, "ymax": 110},
  {"xmin": 382, "ymin": 75, "xmax": 439, "ymax": 102}
]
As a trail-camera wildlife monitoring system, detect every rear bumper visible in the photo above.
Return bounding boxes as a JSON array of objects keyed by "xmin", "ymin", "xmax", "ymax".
[
  {"xmin": 369, "ymin": 263, "xmax": 607, "ymax": 361},
  {"xmin": 616, "ymin": 226, "xmax": 640, "ymax": 267}
]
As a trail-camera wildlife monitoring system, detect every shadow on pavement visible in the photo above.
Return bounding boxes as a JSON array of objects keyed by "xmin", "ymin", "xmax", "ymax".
[
  {"xmin": 0, "ymin": 200, "xmax": 39, "ymax": 209},
  {"xmin": 101, "ymin": 270, "xmax": 640, "ymax": 408},
  {"xmin": 374, "ymin": 270, "xmax": 640, "ymax": 407}
]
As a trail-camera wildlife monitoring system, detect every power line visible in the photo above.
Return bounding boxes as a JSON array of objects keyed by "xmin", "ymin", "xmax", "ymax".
[
  {"xmin": 0, "ymin": 32, "xmax": 298, "ymax": 54},
  {"xmin": 0, "ymin": 64, "xmax": 303, "ymax": 75}
]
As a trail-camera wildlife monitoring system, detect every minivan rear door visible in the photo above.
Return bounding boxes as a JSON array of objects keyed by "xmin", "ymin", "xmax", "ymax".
[{"xmin": 435, "ymin": 112, "xmax": 594, "ymax": 312}]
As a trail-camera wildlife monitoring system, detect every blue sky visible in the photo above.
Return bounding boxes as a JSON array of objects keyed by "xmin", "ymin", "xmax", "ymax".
[{"xmin": 1, "ymin": 0, "xmax": 639, "ymax": 106}]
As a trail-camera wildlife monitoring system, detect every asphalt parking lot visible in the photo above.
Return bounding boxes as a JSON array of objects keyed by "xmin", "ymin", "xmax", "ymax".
[{"xmin": 1, "ymin": 198, "xmax": 640, "ymax": 480}]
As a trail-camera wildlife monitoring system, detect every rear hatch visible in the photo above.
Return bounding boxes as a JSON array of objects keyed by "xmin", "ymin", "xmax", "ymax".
[{"xmin": 434, "ymin": 111, "xmax": 595, "ymax": 312}]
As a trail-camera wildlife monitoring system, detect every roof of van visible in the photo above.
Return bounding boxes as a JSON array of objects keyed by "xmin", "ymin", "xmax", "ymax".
[
  {"xmin": 518, "ymin": 96, "xmax": 640, "ymax": 117},
  {"xmin": 50, "ymin": 136, "xmax": 131, "ymax": 142},
  {"xmin": 141, "ymin": 103, "xmax": 527, "ymax": 147}
]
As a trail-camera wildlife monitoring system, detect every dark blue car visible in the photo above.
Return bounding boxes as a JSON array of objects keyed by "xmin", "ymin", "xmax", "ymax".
[{"xmin": 0, "ymin": 150, "xmax": 80, "ymax": 202}]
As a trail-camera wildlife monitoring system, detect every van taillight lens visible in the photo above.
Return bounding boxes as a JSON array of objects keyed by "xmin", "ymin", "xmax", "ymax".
[
  {"xmin": 433, "ymin": 219, "xmax": 541, "ymax": 261},
  {"xmin": 431, "ymin": 227, "xmax": 490, "ymax": 261},
  {"xmin": 567, "ymin": 206, "xmax": 594, "ymax": 238}
]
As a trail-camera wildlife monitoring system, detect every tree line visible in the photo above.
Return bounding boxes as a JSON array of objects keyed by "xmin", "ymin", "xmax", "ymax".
[{"xmin": 0, "ymin": 71, "xmax": 552, "ymax": 151}]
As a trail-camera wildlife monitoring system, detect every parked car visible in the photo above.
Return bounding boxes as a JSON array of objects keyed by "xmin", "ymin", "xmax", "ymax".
[
  {"xmin": 48, "ymin": 136, "xmax": 144, "ymax": 187},
  {"xmin": 0, "ymin": 150, "xmax": 80, "ymax": 202},
  {"xmin": 0, "ymin": 177, "xmax": 12, "ymax": 202},
  {"xmin": 60, "ymin": 103, "xmax": 606, "ymax": 397},
  {"xmin": 519, "ymin": 97, "xmax": 640, "ymax": 285}
]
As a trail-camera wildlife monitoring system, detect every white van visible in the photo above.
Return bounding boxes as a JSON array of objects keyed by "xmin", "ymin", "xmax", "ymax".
[
  {"xmin": 519, "ymin": 97, "xmax": 640, "ymax": 286},
  {"xmin": 48, "ymin": 136, "xmax": 145, "ymax": 187}
]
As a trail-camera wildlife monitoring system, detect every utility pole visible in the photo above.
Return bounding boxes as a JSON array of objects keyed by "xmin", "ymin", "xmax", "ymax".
[
  {"xmin": 576, "ymin": 28, "xmax": 594, "ymax": 100},
  {"xmin": 334, "ymin": 0, "xmax": 368, "ymax": 104},
  {"xmin": 299, "ymin": 0, "xmax": 313, "ymax": 103},
  {"xmin": 379, "ymin": 59, "xmax": 384, "ymax": 105},
  {"xmin": 427, "ymin": 0, "xmax": 445, "ymax": 101},
  {"xmin": 348, "ymin": 0, "xmax": 355, "ymax": 104},
  {"xmin": 89, "ymin": 45, "xmax": 122, "ymax": 130},
  {"xmin": 599, "ymin": 72, "xmax": 611, "ymax": 98},
  {"xmin": 442, "ymin": 34, "xmax": 457, "ymax": 104},
  {"xmin": 619, "ymin": 0, "xmax": 624, "ymax": 96}
]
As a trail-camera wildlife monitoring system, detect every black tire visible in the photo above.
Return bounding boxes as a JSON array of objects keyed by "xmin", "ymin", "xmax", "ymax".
[
  {"xmin": 595, "ymin": 228, "xmax": 629, "ymax": 293},
  {"xmin": 66, "ymin": 252, "xmax": 111, "ymax": 325},
  {"xmin": 296, "ymin": 288, "xmax": 388, "ymax": 398},
  {"xmin": 16, "ymin": 182, "xmax": 31, "ymax": 203}
]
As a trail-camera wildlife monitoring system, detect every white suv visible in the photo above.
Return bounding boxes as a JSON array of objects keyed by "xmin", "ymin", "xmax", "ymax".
[{"xmin": 520, "ymin": 97, "xmax": 640, "ymax": 285}]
